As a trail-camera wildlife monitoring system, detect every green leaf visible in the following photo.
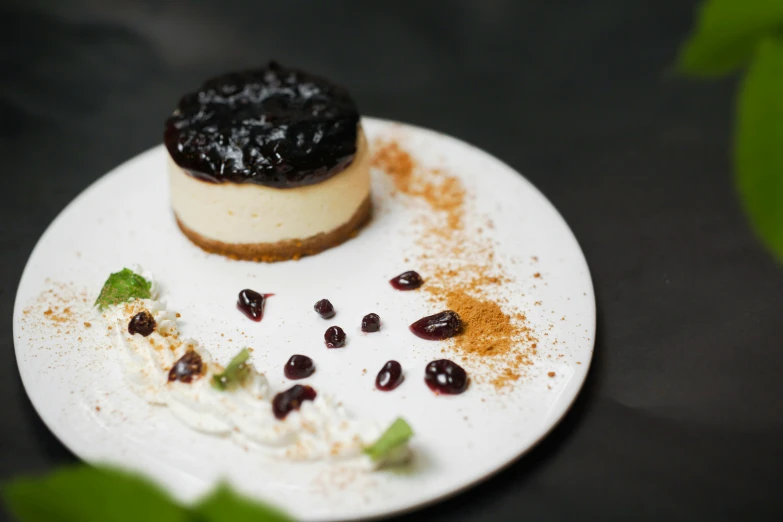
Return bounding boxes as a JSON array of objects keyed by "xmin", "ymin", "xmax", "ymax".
[
  {"xmin": 211, "ymin": 348, "xmax": 252, "ymax": 391},
  {"xmin": 363, "ymin": 417, "xmax": 413, "ymax": 464},
  {"xmin": 194, "ymin": 484, "xmax": 293, "ymax": 522},
  {"xmin": 735, "ymin": 36, "xmax": 783, "ymax": 261},
  {"xmin": 677, "ymin": 0, "xmax": 783, "ymax": 77},
  {"xmin": 2, "ymin": 465, "xmax": 190, "ymax": 522},
  {"xmin": 95, "ymin": 268, "xmax": 152, "ymax": 310}
]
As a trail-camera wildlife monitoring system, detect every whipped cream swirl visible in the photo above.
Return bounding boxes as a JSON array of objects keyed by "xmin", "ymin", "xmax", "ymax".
[{"xmin": 99, "ymin": 275, "xmax": 382, "ymax": 464}]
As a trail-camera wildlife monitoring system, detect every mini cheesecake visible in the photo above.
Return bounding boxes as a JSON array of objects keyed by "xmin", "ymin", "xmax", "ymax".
[{"xmin": 164, "ymin": 62, "xmax": 371, "ymax": 262}]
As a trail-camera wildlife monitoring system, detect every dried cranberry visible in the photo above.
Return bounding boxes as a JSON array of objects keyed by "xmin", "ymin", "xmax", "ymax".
[
  {"xmin": 128, "ymin": 310, "xmax": 156, "ymax": 337},
  {"xmin": 237, "ymin": 289, "xmax": 272, "ymax": 321},
  {"xmin": 324, "ymin": 326, "xmax": 346, "ymax": 348},
  {"xmin": 272, "ymin": 385, "xmax": 317, "ymax": 420},
  {"xmin": 314, "ymin": 299, "xmax": 335, "ymax": 319},
  {"xmin": 376, "ymin": 360, "xmax": 404, "ymax": 391},
  {"xmin": 361, "ymin": 313, "xmax": 381, "ymax": 332},
  {"xmin": 168, "ymin": 351, "xmax": 204, "ymax": 383},
  {"xmin": 424, "ymin": 359, "xmax": 468, "ymax": 394},
  {"xmin": 284, "ymin": 355, "xmax": 315, "ymax": 379},
  {"xmin": 410, "ymin": 310, "xmax": 462, "ymax": 340},
  {"xmin": 390, "ymin": 270, "xmax": 424, "ymax": 290}
]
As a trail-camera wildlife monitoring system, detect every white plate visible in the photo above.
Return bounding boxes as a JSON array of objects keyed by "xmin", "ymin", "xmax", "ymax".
[{"xmin": 13, "ymin": 118, "xmax": 595, "ymax": 521}]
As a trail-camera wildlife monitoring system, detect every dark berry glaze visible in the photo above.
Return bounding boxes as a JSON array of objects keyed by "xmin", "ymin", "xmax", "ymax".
[
  {"xmin": 128, "ymin": 310, "xmax": 156, "ymax": 337},
  {"xmin": 237, "ymin": 289, "xmax": 273, "ymax": 321},
  {"xmin": 314, "ymin": 299, "xmax": 335, "ymax": 319},
  {"xmin": 361, "ymin": 313, "xmax": 381, "ymax": 332},
  {"xmin": 424, "ymin": 359, "xmax": 468, "ymax": 394},
  {"xmin": 390, "ymin": 271, "xmax": 423, "ymax": 290},
  {"xmin": 272, "ymin": 384, "xmax": 317, "ymax": 420},
  {"xmin": 376, "ymin": 360, "xmax": 404, "ymax": 391},
  {"xmin": 168, "ymin": 351, "xmax": 205, "ymax": 383},
  {"xmin": 324, "ymin": 326, "xmax": 346, "ymax": 348},
  {"xmin": 410, "ymin": 310, "xmax": 462, "ymax": 340},
  {"xmin": 284, "ymin": 355, "xmax": 315, "ymax": 379},
  {"xmin": 164, "ymin": 61, "xmax": 360, "ymax": 188}
]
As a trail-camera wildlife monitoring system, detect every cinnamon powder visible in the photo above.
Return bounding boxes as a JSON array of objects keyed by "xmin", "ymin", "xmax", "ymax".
[
  {"xmin": 371, "ymin": 141, "xmax": 414, "ymax": 192},
  {"xmin": 440, "ymin": 287, "xmax": 537, "ymax": 389},
  {"xmin": 372, "ymin": 141, "xmax": 465, "ymax": 229},
  {"xmin": 372, "ymin": 139, "xmax": 538, "ymax": 390}
]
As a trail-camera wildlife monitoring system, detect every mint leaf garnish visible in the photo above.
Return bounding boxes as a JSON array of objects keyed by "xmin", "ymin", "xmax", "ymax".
[
  {"xmin": 211, "ymin": 348, "xmax": 252, "ymax": 391},
  {"xmin": 363, "ymin": 417, "xmax": 413, "ymax": 464},
  {"xmin": 736, "ymin": 37, "xmax": 783, "ymax": 261},
  {"xmin": 194, "ymin": 484, "xmax": 293, "ymax": 522},
  {"xmin": 94, "ymin": 268, "xmax": 152, "ymax": 310},
  {"xmin": 677, "ymin": 0, "xmax": 783, "ymax": 77},
  {"xmin": 2, "ymin": 465, "xmax": 189, "ymax": 522}
]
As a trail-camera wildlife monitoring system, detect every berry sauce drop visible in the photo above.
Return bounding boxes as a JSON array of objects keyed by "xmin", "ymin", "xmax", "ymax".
[
  {"xmin": 324, "ymin": 326, "xmax": 346, "ymax": 348},
  {"xmin": 314, "ymin": 299, "xmax": 335, "ymax": 319},
  {"xmin": 237, "ymin": 289, "xmax": 273, "ymax": 321},
  {"xmin": 285, "ymin": 355, "xmax": 315, "ymax": 379},
  {"xmin": 128, "ymin": 310, "xmax": 156, "ymax": 337},
  {"xmin": 389, "ymin": 270, "xmax": 423, "ymax": 290},
  {"xmin": 168, "ymin": 351, "xmax": 204, "ymax": 383},
  {"xmin": 409, "ymin": 310, "xmax": 462, "ymax": 340},
  {"xmin": 361, "ymin": 313, "xmax": 381, "ymax": 332},
  {"xmin": 376, "ymin": 360, "xmax": 404, "ymax": 391},
  {"xmin": 272, "ymin": 385, "xmax": 317, "ymax": 420},
  {"xmin": 424, "ymin": 359, "xmax": 468, "ymax": 394}
]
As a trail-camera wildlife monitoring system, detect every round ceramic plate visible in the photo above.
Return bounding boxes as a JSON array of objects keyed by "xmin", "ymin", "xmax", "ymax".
[{"xmin": 13, "ymin": 118, "xmax": 595, "ymax": 521}]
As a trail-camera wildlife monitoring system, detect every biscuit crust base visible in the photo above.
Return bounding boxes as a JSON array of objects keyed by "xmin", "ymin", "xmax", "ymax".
[{"xmin": 175, "ymin": 196, "xmax": 372, "ymax": 262}]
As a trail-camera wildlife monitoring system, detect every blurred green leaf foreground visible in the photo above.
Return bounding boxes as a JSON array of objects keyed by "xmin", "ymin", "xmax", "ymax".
[{"xmin": 678, "ymin": 0, "xmax": 783, "ymax": 261}]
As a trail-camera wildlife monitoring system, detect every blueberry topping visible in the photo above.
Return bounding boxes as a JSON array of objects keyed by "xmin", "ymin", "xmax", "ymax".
[{"xmin": 164, "ymin": 61, "xmax": 360, "ymax": 188}]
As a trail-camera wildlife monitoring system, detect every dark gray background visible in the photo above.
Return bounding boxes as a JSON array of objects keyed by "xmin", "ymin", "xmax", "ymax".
[{"xmin": 2, "ymin": 1, "xmax": 782, "ymax": 520}]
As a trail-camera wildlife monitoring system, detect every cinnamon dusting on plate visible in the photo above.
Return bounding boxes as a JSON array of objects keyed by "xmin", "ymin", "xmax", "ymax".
[{"xmin": 372, "ymin": 139, "xmax": 539, "ymax": 390}]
